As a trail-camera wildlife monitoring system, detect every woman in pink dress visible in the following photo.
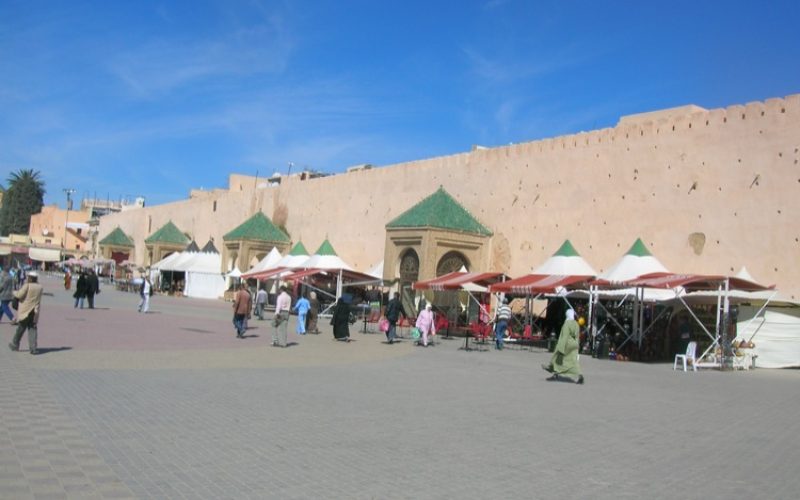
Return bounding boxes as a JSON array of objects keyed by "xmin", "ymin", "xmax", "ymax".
[{"xmin": 415, "ymin": 303, "xmax": 436, "ymax": 347}]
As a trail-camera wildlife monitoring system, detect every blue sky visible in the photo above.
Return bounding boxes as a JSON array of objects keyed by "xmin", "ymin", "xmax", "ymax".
[{"xmin": 2, "ymin": 0, "xmax": 799, "ymax": 207}]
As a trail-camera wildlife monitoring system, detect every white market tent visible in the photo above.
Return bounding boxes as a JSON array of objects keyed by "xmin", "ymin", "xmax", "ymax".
[
  {"xmin": 176, "ymin": 252, "xmax": 226, "ymax": 299},
  {"xmin": 367, "ymin": 260, "xmax": 384, "ymax": 280},
  {"xmin": 281, "ymin": 239, "xmax": 379, "ymax": 300},
  {"xmin": 150, "ymin": 245, "xmax": 226, "ymax": 299},
  {"xmin": 297, "ymin": 239, "xmax": 353, "ymax": 271},
  {"xmin": 241, "ymin": 247, "xmax": 282, "ymax": 278},
  {"xmin": 737, "ymin": 303, "xmax": 800, "ymax": 368},
  {"xmin": 275, "ymin": 241, "xmax": 311, "ymax": 269},
  {"xmin": 533, "ymin": 240, "xmax": 597, "ymax": 276}
]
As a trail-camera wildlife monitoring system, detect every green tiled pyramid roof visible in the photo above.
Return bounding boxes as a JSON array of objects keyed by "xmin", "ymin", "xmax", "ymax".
[
  {"xmin": 223, "ymin": 212, "xmax": 289, "ymax": 242},
  {"xmin": 289, "ymin": 241, "xmax": 309, "ymax": 255},
  {"xmin": 553, "ymin": 240, "xmax": 579, "ymax": 257},
  {"xmin": 99, "ymin": 227, "xmax": 134, "ymax": 247},
  {"xmin": 626, "ymin": 238, "xmax": 652, "ymax": 257},
  {"xmin": 145, "ymin": 221, "xmax": 190, "ymax": 245},
  {"xmin": 313, "ymin": 239, "xmax": 337, "ymax": 256},
  {"xmin": 386, "ymin": 187, "xmax": 492, "ymax": 236}
]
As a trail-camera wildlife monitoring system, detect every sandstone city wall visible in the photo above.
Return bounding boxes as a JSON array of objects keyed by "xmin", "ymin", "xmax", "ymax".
[{"xmin": 99, "ymin": 94, "xmax": 800, "ymax": 299}]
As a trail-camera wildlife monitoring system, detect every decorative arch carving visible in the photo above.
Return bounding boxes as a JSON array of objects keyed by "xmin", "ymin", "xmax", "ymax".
[
  {"xmin": 399, "ymin": 249, "xmax": 420, "ymax": 284},
  {"xmin": 436, "ymin": 251, "xmax": 469, "ymax": 276}
]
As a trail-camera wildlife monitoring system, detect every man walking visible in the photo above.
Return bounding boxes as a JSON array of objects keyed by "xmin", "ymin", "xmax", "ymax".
[
  {"xmin": 138, "ymin": 276, "xmax": 153, "ymax": 313},
  {"xmin": 385, "ymin": 292, "xmax": 406, "ymax": 344},
  {"xmin": 232, "ymin": 283, "xmax": 252, "ymax": 338},
  {"xmin": 254, "ymin": 286, "xmax": 268, "ymax": 320},
  {"xmin": 8, "ymin": 272, "xmax": 43, "ymax": 355},
  {"xmin": 493, "ymin": 297, "xmax": 512, "ymax": 350},
  {"xmin": 0, "ymin": 268, "xmax": 15, "ymax": 324},
  {"xmin": 272, "ymin": 285, "xmax": 291, "ymax": 347}
]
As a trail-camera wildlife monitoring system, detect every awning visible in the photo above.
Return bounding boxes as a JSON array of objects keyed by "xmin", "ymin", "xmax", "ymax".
[
  {"xmin": 29, "ymin": 247, "xmax": 62, "ymax": 262},
  {"xmin": 489, "ymin": 274, "xmax": 594, "ymax": 294},
  {"xmin": 0, "ymin": 246, "xmax": 11, "ymax": 256},
  {"xmin": 626, "ymin": 273, "xmax": 774, "ymax": 292},
  {"xmin": 413, "ymin": 271, "xmax": 507, "ymax": 291},
  {"xmin": 246, "ymin": 267, "xmax": 289, "ymax": 281}
]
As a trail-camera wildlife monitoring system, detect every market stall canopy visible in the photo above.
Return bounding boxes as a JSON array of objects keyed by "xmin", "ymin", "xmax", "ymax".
[
  {"xmin": 274, "ymin": 241, "xmax": 310, "ymax": 269},
  {"xmin": 627, "ymin": 273, "xmax": 774, "ymax": 292},
  {"xmin": 367, "ymin": 260, "xmax": 384, "ymax": 279},
  {"xmin": 299, "ymin": 239, "xmax": 353, "ymax": 271},
  {"xmin": 151, "ymin": 251, "xmax": 183, "ymax": 271},
  {"xmin": 171, "ymin": 252, "xmax": 221, "ymax": 273},
  {"xmin": 241, "ymin": 247, "xmax": 282, "ymax": 278},
  {"xmin": 29, "ymin": 247, "xmax": 62, "ymax": 262},
  {"xmin": 532, "ymin": 240, "xmax": 597, "ymax": 275},
  {"xmin": 490, "ymin": 274, "xmax": 594, "ymax": 294},
  {"xmin": 592, "ymin": 238, "xmax": 669, "ymax": 286},
  {"xmin": 281, "ymin": 267, "xmax": 380, "ymax": 284},
  {"xmin": 413, "ymin": 271, "xmax": 507, "ymax": 292},
  {"xmin": 228, "ymin": 267, "xmax": 242, "ymax": 278}
]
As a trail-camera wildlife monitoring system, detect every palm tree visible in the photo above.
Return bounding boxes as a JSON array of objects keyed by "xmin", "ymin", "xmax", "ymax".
[{"xmin": 0, "ymin": 169, "xmax": 46, "ymax": 236}]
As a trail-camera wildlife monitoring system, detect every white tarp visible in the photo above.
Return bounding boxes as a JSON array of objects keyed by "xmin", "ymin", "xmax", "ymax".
[
  {"xmin": 29, "ymin": 247, "xmax": 62, "ymax": 262},
  {"xmin": 738, "ymin": 305, "xmax": 800, "ymax": 368}
]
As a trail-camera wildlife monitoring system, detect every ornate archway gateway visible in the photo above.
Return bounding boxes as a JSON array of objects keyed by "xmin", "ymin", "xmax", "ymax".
[
  {"xmin": 383, "ymin": 187, "xmax": 493, "ymax": 317},
  {"xmin": 399, "ymin": 249, "xmax": 420, "ymax": 285}
]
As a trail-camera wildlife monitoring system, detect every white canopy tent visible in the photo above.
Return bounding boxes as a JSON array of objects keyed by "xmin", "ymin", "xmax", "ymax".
[
  {"xmin": 150, "ymin": 250, "xmax": 226, "ymax": 299},
  {"xmin": 241, "ymin": 247, "xmax": 282, "ymax": 278}
]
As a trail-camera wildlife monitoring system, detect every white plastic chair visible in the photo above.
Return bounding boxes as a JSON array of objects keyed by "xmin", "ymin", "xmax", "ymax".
[{"xmin": 673, "ymin": 341, "xmax": 697, "ymax": 372}]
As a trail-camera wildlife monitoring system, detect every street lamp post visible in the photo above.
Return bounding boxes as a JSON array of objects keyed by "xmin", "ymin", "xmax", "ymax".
[{"xmin": 63, "ymin": 188, "xmax": 75, "ymax": 260}]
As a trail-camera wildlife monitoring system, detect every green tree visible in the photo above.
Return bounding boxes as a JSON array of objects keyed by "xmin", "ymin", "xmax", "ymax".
[{"xmin": 0, "ymin": 169, "xmax": 46, "ymax": 236}]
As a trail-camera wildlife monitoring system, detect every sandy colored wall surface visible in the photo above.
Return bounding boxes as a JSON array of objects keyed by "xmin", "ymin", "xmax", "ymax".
[{"xmin": 99, "ymin": 94, "xmax": 800, "ymax": 299}]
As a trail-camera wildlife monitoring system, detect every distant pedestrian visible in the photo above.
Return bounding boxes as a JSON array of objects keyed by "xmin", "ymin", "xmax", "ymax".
[
  {"xmin": 493, "ymin": 298, "xmax": 512, "ymax": 350},
  {"xmin": 385, "ymin": 292, "xmax": 406, "ymax": 344},
  {"xmin": 415, "ymin": 303, "xmax": 436, "ymax": 347},
  {"xmin": 293, "ymin": 294, "xmax": 311, "ymax": 335},
  {"xmin": 272, "ymin": 285, "xmax": 291, "ymax": 347},
  {"xmin": 542, "ymin": 309, "xmax": 584, "ymax": 384},
  {"xmin": 138, "ymin": 276, "xmax": 153, "ymax": 313},
  {"xmin": 331, "ymin": 296, "xmax": 352, "ymax": 342},
  {"xmin": 254, "ymin": 286, "xmax": 268, "ymax": 320},
  {"xmin": 0, "ymin": 268, "xmax": 16, "ymax": 324},
  {"xmin": 64, "ymin": 269, "xmax": 72, "ymax": 290},
  {"xmin": 73, "ymin": 272, "xmax": 88, "ymax": 309},
  {"xmin": 86, "ymin": 270, "xmax": 100, "ymax": 309},
  {"xmin": 8, "ymin": 272, "xmax": 43, "ymax": 355},
  {"xmin": 306, "ymin": 291, "xmax": 320, "ymax": 334},
  {"xmin": 232, "ymin": 283, "xmax": 252, "ymax": 338}
]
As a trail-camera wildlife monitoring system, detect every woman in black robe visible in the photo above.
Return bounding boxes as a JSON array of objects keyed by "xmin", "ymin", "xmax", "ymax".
[
  {"xmin": 331, "ymin": 298, "xmax": 352, "ymax": 342},
  {"xmin": 73, "ymin": 272, "xmax": 88, "ymax": 309}
]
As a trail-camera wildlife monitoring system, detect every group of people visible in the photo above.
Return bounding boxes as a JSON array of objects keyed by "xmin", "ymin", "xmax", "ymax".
[
  {"xmin": 70, "ymin": 269, "xmax": 101, "ymax": 309},
  {"xmin": 232, "ymin": 283, "xmax": 322, "ymax": 345}
]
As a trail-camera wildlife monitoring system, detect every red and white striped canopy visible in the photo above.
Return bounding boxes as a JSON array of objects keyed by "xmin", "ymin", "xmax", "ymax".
[{"xmin": 489, "ymin": 274, "xmax": 594, "ymax": 294}]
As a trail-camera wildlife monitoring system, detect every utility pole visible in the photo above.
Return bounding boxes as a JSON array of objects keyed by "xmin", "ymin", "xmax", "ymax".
[{"xmin": 63, "ymin": 188, "xmax": 76, "ymax": 260}]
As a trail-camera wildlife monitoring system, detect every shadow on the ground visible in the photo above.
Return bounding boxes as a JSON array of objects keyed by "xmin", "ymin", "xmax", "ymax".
[
  {"xmin": 240, "ymin": 334, "xmax": 260, "ymax": 339},
  {"xmin": 34, "ymin": 347, "xmax": 73, "ymax": 355}
]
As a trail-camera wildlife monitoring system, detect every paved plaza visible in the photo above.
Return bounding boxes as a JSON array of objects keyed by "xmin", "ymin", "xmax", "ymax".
[{"xmin": 1, "ymin": 275, "xmax": 799, "ymax": 499}]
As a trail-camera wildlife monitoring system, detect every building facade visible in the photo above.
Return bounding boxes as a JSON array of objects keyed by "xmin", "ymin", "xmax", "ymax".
[{"xmin": 97, "ymin": 94, "xmax": 800, "ymax": 299}]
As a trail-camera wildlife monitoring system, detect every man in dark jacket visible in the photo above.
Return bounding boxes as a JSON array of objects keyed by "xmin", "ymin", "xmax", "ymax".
[
  {"xmin": 86, "ymin": 270, "xmax": 100, "ymax": 309},
  {"xmin": 385, "ymin": 292, "xmax": 406, "ymax": 344}
]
